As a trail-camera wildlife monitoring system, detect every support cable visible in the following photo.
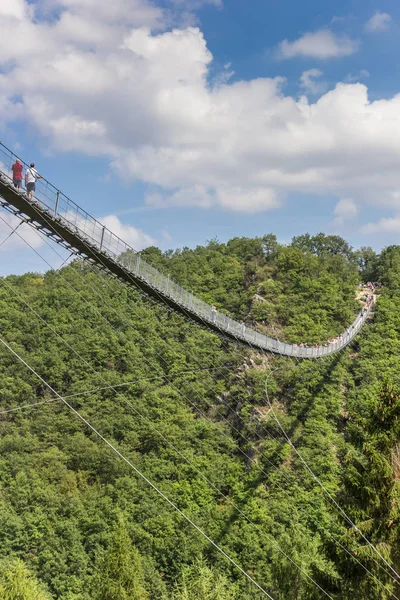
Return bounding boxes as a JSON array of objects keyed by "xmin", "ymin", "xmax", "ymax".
[{"xmin": 0, "ymin": 218, "xmax": 22, "ymax": 248}]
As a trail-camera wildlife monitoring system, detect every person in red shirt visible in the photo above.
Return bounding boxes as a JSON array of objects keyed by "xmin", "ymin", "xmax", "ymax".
[{"xmin": 11, "ymin": 159, "xmax": 23, "ymax": 189}]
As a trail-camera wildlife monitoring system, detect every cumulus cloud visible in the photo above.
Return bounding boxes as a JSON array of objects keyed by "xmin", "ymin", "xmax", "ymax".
[
  {"xmin": 2, "ymin": 1, "xmax": 400, "ymax": 224},
  {"xmin": 169, "ymin": 0, "xmax": 223, "ymax": 9},
  {"xmin": 334, "ymin": 198, "xmax": 358, "ymax": 218},
  {"xmin": 100, "ymin": 214, "xmax": 156, "ymax": 249},
  {"xmin": 278, "ymin": 29, "xmax": 359, "ymax": 59},
  {"xmin": 145, "ymin": 185, "xmax": 280, "ymax": 212},
  {"xmin": 299, "ymin": 69, "xmax": 327, "ymax": 94},
  {"xmin": 345, "ymin": 69, "xmax": 370, "ymax": 83},
  {"xmin": 362, "ymin": 215, "xmax": 400, "ymax": 234},
  {"xmin": 365, "ymin": 11, "xmax": 391, "ymax": 33},
  {"xmin": 331, "ymin": 197, "xmax": 358, "ymax": 229}
]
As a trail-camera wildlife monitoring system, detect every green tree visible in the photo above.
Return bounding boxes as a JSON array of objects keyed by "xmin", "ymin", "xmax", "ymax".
[
  {"xmin": 91, "ymin": 516, "xmax": 148, "ymax": 600},
  {"xmin": 170, "ymin": 561, "xmax": 237, "ymax": 600},
  {"xmin": 0, "ymin": 559, "xmax": 50, "ymax": 600},
  {"xmin": 355, "ymin": 246, "xmax": 378, "ymax": 282}
]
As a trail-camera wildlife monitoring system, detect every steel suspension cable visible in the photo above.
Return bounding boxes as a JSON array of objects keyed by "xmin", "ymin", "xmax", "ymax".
[
  {"xmin": 0, "ymin": 216, "xmax": 309, "ymax": 477},
  {"xmin": 0, "ymin": 366, "xmax": 234, "ymax": 417}
]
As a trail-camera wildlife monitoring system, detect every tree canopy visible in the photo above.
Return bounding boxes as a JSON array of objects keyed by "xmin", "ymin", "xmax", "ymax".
[{"xmin": 0, "ymin": 233, "xmax": 399, "ymax": 599}]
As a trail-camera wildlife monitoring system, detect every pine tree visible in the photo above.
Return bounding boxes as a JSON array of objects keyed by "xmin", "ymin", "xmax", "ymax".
[
  {"xmin": 92, "ymin": 515, "xmax": 148, "ymax": 600},
  {"xmin": 0, "ymin": 559, "xmax": 50, "ymax": 600},
  {"xmin": 171, "ymin": 560, "xmax": 237, "ymax": 600}
]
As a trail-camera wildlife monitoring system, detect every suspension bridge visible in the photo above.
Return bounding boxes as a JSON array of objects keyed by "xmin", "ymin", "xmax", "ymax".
[{"xmin": 0, "ymin": 140, "xmax": 372, "ymax": 358}]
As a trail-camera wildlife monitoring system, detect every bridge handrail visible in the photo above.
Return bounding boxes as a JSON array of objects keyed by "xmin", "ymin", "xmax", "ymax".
[{"xmin": 0, "ymin": 141, "xmax": 374, "ymax": 358}]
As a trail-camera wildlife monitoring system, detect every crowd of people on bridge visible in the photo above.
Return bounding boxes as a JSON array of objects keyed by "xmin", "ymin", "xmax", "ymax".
[{"xmin": 11, "ymin": 158, "xmax": 42, "ymax": 200}]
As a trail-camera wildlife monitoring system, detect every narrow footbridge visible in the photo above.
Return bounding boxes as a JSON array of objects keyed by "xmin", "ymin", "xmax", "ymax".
[{"xmin": 0, "ymin": 142, "xmax": 373, "ymax": 358}]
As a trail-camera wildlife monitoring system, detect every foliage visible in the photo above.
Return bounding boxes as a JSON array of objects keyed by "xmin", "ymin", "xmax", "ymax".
[
  {"xmin": 0, "ymin": 233, "xmax": 399, "ymax": 599},
  {"xmin": 0, "ymin": 559, "xmax": 51, "ymax": 600},
  {"xmin": 91, "ymin": 515, "xmax": 148, "ymax": 600},
  {"xmin": 169, "ymin": 561, "xmax": 237, "ymax": 600}
]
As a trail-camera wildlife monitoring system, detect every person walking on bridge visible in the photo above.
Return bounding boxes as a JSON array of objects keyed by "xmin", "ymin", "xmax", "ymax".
[
  {"xmin": 211, "ymin": 305, "xmax": 217, "ymax": 324},
  {"xmin": 25, "ymin": 162, "xmax": 42, "ymax": 201},
  {"xmin": 11, "ymin": 158, "xmax": 23, "ymax": 189}
]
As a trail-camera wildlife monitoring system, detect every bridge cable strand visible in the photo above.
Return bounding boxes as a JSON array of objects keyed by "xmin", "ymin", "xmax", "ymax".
[
  {"xmin": 0, "ymin": 215, "xmax": 383, "ymax": 535},
  {"xmin": 30, "ymin": 226, "xmax": 382, "ymax": 499},
  {"xmin": 265, "ymin": 368, "xmax": 400, "ymax": 584},
  {"xmin": 0, "ymin": 264, "xmax": 338, "ymax": 600},
  {"xmin": 0, "ymin": 195, "xmax": 369, "ymax": 467},
  {"xmin": 30, "ymin": 225, "xmax": 245, "ymax": 393},
  {"xmin": 0, "ymin": 223, "xmax": 396, "ymax": 596},
  {"xmin": 55, "ymin": 250, "xmax": 75, "ymax": 271},
  {"xmin": 0, "ymin": 234, "xmax": 294, "ymax": 471},
  {"xmin": 2, "ymin": 349, "xmax": 391, "ymax": 600},
  {"xmin": 0, "ymin": 334, "xmax": 277, "ymax": 600},
  {"xmin": 254, "ymin": 349, "xmax": 400, "ymax": 591},
  {"xmin": 0, "ymin": 195, "xmax": 390, "ymax": 584},
  {"xmin": 19, "ymin": 216, "xmax": 360, "ymax": 524},
  {"xmin": 0, "ymin": 218, "xmax": 22, "ymax": 248},
  {"xmin": 11, "ymin": 195, "xmax": 265, "ymax": 358}
]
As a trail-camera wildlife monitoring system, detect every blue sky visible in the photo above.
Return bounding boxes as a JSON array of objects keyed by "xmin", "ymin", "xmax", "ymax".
[{"xmin": 1, "ymin": 0, "xmax": 400, "ymax": 274}]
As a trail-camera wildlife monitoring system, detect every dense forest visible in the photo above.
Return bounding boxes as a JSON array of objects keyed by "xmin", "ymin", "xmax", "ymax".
[{"xmin": 0, "ymin": 232, "xmax": 399, "ymax": 599}]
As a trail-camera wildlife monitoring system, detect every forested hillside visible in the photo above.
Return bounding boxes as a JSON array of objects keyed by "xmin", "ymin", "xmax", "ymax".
[{"xmin": 0, "ymin": 233, "xmax": 399, "ymax": 600}]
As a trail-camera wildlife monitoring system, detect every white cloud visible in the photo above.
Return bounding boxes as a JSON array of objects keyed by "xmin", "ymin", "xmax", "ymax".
[
  {"xmin": 278, "ymin": 29, "xmax": 359, "ymax": 60},
  {"xmin": 100, "ymin": 214, "xmax": 156, "ymax": 249},
  {"xmin": 2, "ymin": 2, "xmax": 400, "ymax": 223},
  {"xmin": 51, "ymin": 0, "xmax": 164, "ymax": 30},
  {"xmin": 58, "ymin": 209, "xmax": 155, "ymax": 252},
  {"xmin": 334, "ymin": 198, "xmax": 358, "ymax": 219},
  {"xmin": 146, "ymin": 185, "xmax": 280, "ymax": 212},
  {"xmin": 345, "ymin": 69, "xmax": 370, "ymax": 83},
  {"xmin": 331, "ymin": 16, "xmax": 346, "ymax": 24},
  {"xmin": 365, "ymin": 11, "xmax": 391, "ymax": 33},
  {"xmin": 0, "ymin": 211, "xmax": 45, "ymax": 251},
  {"xmin": 169, "ymin": 0, "xmax": 222, "ymax": 9},
  {"xmin": 0, "ymin": 0, "xmax": 30, "ymax": 19},
  {"xmin": 331, "ymin": 197, "xmax": 358, "ymax": 229},
  {"xmin": 362, "ymin": 215, "xmax": 400, "ymax": 234},
  {"xmin": 299, "ymin": 69, "xmax": 327, "ymax": 94}
]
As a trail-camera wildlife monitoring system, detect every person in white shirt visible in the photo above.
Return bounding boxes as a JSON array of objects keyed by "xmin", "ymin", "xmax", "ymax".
[{"xmin": 25, "ymin": 162, "xmax": 42, "ymax": 200}]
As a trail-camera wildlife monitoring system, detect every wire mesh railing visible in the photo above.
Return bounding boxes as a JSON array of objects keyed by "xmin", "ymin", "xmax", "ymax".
[{"xmin": 0, "ymin": 141, "xmax": 374, "ymax": 358}]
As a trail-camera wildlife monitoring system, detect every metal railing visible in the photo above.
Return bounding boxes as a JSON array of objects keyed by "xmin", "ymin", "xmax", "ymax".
[{"xmin": 0, "ymin": 141, "xmax": 374, "ymax": 358}]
